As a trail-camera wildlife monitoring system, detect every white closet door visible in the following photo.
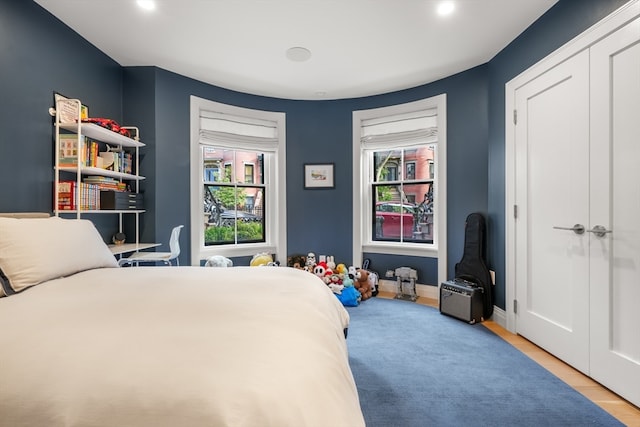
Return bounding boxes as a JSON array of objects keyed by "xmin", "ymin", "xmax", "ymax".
[
  {"xmin": 514, "ymin": 50, "xmax": 591, "ymax": 374},
  {"xmin": 589, "ymin": 16, "xmax": 640, "ymax": 407}
]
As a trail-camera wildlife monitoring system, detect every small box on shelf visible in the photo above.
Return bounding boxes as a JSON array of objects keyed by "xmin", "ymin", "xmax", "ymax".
[{"xmin": 100, "ymin": 191, "xmax": 143, "ymax": 210}]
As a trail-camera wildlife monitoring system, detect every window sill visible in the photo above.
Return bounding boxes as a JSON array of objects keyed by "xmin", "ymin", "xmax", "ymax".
[
  {"xmin": 200, "ymin": 243, "xmax": 277, "ymax": 261},
  {"xmin": 362, "ymin": 242, "xmax": 438, "ymax": 258}
]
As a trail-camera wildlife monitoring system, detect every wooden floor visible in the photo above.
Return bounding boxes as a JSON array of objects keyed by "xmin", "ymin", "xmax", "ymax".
[{"xmin": 377, "ymin": 292, "xmax": 640, "ymax": 426}]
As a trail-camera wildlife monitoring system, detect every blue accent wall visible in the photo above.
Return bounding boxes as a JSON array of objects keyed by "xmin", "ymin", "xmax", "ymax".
[
  {"xmin": 123, "ymin": 64, "xmax": 488, "ymax": 280},
  {"xmin": 0, "ymin": 0, "xmax": 123, "ymax": 240},
  {"xmin": 0, "ymin": 0, "xmax": 630, "ymax": 308}
]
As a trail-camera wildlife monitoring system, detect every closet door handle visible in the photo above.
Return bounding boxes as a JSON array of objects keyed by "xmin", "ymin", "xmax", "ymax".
[
  {"xmin": 586, "ymin": 225, "xmax": 612, "ymax": 238},
  {"xmin": 553, "ymin": 224, "xmax": 585, "ymax": 235}
]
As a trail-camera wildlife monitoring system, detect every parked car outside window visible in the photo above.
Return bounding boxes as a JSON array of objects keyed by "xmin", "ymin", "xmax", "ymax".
[{"xmin": 375, "ymin": 202, "xmax": 416, "ymax": 239}]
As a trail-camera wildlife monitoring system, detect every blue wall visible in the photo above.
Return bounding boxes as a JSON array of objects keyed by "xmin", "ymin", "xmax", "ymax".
[
  {"xmin": 0, "ymin": 0, "xmax": 630, "ymax": 309},
  {"xmin": 0, "ymin": 0, "xmax": 123, "ymax": 240},
  {"xmin": 122, "ymin": 64, "xmax": 489, "ymax": 285}
]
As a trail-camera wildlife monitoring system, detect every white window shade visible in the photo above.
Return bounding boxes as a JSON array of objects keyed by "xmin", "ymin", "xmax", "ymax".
[
  {"xmin": 361, "ymin": 109, "xmax": 437, "ymax": 149},
  {"xmin": 200, "ymin": 111, "xmax": 279, "ymax": 151}
]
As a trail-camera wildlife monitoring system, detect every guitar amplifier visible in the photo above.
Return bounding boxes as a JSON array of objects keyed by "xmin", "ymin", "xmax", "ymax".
[{"xmin": 439, "ymin": 278, "xmax": 484, "ymax": 324}]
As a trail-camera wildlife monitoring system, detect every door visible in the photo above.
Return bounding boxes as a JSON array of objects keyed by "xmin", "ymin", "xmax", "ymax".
[
  {"xmin": 514, "ymin": 50, "xmax": 591, "ymax": 374},
  {"xmin": 589, "ymin": 17, "xmax": 640, "ymax": 407},
  {"xmin": 514, "ymin": 17, "xmax": 640, "ymax": 407}
]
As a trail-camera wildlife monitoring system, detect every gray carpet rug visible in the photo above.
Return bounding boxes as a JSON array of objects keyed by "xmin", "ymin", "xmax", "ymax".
[{"xmin": 346, "ymin": 297, "xmax": 623, "ymax": 427}]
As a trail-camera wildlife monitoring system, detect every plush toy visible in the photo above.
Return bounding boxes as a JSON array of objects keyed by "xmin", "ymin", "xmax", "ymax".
[
  {"xmin": 313, "ymin": 261, "xmax": 328, "ymax": 277},
  {"xmin": 287, "ymin": 254, "xmax": 307, "ymax": 269},
  {"xmin": 326, "ymin": 255, "xmax": 336, "ymax": 271},
  {"xmin": 204, "ymin": 255, "xmax": 233, "ymax": 267},
  {"xmin": 336, "ymin": 285, "xmax": 359, "ymax": 307},
  {"xmin": 367, "ymin": 270, "xmax": 379, "ymax": 297},
  {"xmin": 354, "ymin": 269, "xmax": 373, "ymax": 300},
  {"xmin": 328, "ymin": 283, "xmax": 344, "ymax": 294},
  {"xmin": 306, "ymin": 252, "xmax": 317, "ymax": 270},
  {"xmin": 250, "ymin": 252, "xmax": 273, "ymax": 267}
]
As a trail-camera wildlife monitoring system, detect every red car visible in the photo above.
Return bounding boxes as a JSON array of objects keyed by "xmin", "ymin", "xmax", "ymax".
[{"xmin": 375, "ymin": 202, "xmax": 415, "ymax": 239}]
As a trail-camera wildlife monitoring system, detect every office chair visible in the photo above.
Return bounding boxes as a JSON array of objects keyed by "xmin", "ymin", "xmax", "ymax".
[{"xmin": 118, "ymin": 225, "xmax": 184, "ymax": 266}]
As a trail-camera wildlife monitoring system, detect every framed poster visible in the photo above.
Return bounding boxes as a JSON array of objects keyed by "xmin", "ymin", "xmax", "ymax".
[
  {"xmin": 304, "ymin": 163, "xmax": 335, "ymax": 189},
  {"xmin": 53, "ymin": 92, "xmax": 88, "ymax": 123}
]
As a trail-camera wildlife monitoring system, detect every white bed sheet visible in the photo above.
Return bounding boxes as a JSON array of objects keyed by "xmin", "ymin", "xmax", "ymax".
[{"xmin": 0, "ymin": 266, "xmax": 364, "ymax": 427}]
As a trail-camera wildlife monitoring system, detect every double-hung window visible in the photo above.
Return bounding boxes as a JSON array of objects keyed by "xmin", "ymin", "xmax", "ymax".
[
  {"xmin": 190, "ymin": 96, "xmax": 286, "ymax": 264},
  {"xmin": 352, "ymin": 95, "xmax": 447, "ymax": 275}
]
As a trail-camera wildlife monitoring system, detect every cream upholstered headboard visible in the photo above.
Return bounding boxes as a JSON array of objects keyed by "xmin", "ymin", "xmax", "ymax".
[{"xmin": 0, "ymin": 212, "xmax": 51, "ymax": 218}]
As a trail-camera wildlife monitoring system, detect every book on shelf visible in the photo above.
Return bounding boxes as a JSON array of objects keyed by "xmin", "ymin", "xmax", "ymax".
[
  {"xmin": 57, "ymin": 180, "xmax": 100, "ymax": 210},
  {"xmin": 83, "ymin": 176, "xmax": 128, "ymax": 192},
  {"xmin": 58, "ymin": 134, "xmax": 100, "ymax": 168},
  {"xmin": 58, "ymin": 134, "xmax": 80, "ymax": 167}
]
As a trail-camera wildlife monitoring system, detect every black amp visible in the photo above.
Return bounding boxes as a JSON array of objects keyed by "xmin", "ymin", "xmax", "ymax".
[{"xmin": 439, "ymin": 278, "xmax": 484, "ymax": 324}]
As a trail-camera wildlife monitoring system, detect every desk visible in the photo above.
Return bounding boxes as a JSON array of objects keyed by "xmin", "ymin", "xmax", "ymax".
[{"xmin": 109, "ymin": 243, "xmax": 160, "ymax": 256}]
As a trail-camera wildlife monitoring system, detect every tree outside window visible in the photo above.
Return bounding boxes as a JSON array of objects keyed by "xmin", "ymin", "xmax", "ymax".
[{"xmin": 203, "ymin": 148, "xmax": 265, "ymax": 245}]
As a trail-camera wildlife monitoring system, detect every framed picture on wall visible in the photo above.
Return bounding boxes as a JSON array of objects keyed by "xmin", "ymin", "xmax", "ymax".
[{"xmin": 304, "ymin": 163, "xmax": 335, "ymax": 189}]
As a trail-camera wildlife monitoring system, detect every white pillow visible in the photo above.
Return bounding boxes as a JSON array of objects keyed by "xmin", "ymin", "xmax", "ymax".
[{"xmin": 0, "ymin": 217, "xmax": 118, "ymax": 294}]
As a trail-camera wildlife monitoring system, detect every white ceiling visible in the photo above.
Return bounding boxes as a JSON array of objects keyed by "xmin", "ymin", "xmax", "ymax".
[{"xmin": 34, "ymin": 0, "xmax": 558, "ymax": 100}]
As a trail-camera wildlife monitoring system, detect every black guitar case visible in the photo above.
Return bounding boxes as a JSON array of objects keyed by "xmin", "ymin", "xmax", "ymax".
[{"xmin": 454, "ymin": 213, "xmax": 493, "ymax": 319}]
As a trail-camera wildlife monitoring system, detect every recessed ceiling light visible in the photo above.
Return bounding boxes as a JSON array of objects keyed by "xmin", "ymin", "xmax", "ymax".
[
  {"xmin": 136, "ymin": 0, "xmax": 156, "ymax": 11},
  {"xmin": 286, "ymin": 47, "xmax": 312, "ymax": 62},
  {"xmin": 437, "ymin": 1, "xmax": 455, "ymax": 16}
]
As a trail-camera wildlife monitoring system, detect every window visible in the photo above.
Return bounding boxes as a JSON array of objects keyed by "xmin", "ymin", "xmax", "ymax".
[
  {"xmin": 352, "ymin": 95, "xmax": 447, "ymax": 276},
  {"xmin": 373, "ymin": 147, "xmax": 434, "ymax": 243},
  {"xmin": 203, "ymin": 149, "xmax": 265, "ymax": 245},
  {"xmin": 244, "ymin": 163, "xmax": 255, "ymax": 184},
  {"xmin": 190, "ymin": 96, "xmax": 287, "ymax": 264},
  {"xmin": 406, "ymin": 161, "xmax": 416, "ymax": 180}
]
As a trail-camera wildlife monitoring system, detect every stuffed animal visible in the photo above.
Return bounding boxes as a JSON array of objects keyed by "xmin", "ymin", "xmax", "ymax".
[
  {"xmin": 347, "ymin": 265, "xmax": 358, "ymax": 279},
  {"xmin": 287, "ymin": 254, "xmax": 307, "ymax": 269},
  {"xmin": 204, "ymin": 255, "xmax": 233, "ymax": 267},
  {"xmin": 367, "ymin": 270, "xmax": 379, "ymax": 297},
  {"xmin": 306, "ymin": 252, "xmax": 317, "ymax": 270},
  {"xmin": 354, "ymin": 269, "xmax": 373, "ymax": 300},
  {"xmin": 250, "ymin": 252, "xmax": 273, "ymax": 267},
  {"xmin": 326, "ymin": 255, "xmax": 336, "ymax": 271},
  {"xmin": 313, "ymin": 261, "xmax": 328, "ymax": 277}
]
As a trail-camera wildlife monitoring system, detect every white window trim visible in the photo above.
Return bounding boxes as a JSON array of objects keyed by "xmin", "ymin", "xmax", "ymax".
[
  {"xmin": 352, "ymin": 95, "xmax": 447, "ymax": 286},
  {"xmin": 189, "ymin": 95, "xmax": 287, "ymax": 265}
]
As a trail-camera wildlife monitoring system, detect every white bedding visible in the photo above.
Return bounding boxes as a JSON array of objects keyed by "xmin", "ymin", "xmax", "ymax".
[{"xmin": 0, "ymin": 266, "xmax": 364, "ymax": 427}]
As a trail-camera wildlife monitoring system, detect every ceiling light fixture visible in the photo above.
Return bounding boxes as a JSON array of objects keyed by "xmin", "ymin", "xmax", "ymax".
[
  {"xmin": 136, "ymin": 0, "xmax": 156, "ymax": 11},
  {"xmin": 286, "ymin": 47, "xmax": 312, "ymax": 62},
  {"xmin": 436, "ymin": 1, "xmax": 455, "ymax": 16}
]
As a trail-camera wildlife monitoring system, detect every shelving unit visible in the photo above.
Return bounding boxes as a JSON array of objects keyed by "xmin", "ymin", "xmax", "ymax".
[{"xmin": 52, "ymin": 98, "xmax": 157, "ymax": 255}]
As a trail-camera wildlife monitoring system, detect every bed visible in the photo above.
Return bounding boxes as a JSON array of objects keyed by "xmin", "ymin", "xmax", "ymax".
[{"xmin": 0, "ymin": 215, "xmax": 365, "ymax": 427}]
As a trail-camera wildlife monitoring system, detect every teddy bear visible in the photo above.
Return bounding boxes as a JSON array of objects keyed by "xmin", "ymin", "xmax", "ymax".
[
  {"xmin": 287, "ymin": 254, "xmax": 307, "ymax": 269},
  {"xmin": 354, "ymin": 268, "xmax": 373, "ymax": 300}
]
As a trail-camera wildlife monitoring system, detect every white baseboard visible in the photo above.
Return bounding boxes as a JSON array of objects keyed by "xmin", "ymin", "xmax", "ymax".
[
  {"xmin": 378, "ymin": 279, "xmax": 439, "ymax": 300},
  {"xmin": 490, "ymin": 305, "xmax": 506, "ymax": 329},
  {"xmin": 378, "ymin": 279, "xmax": 507, "ymax": 328}
]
